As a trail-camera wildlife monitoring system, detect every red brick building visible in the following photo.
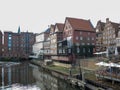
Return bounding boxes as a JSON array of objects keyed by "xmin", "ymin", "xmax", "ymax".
[
  {"xmin": 2, "ymin": 29, "xmax": 35, "ymax": 59},
  {"xmin": 57, "ymin": 17, "xmax": 96, "ymax": 63}
]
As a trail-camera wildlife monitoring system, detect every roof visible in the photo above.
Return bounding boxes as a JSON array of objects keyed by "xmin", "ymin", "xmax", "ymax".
[
  {"xmin": 111, "ymin": 22, "xmax": 120, "ymax": 37},
  {"xmin": 66, "ymin": 17, "xmax": 95, "ymax": 31},
  {"xmin": 44, "ymin": 28, "xmax": 50, "ymax": 33},
  {"xmin": 96, "ymin": 20, "xmax": 105, "ymax": 30},
  {"xmin": 111, "ymin": 22, "xmax": 120, "ymax": 30},
  {"xmin": 55, "ymin": 23, "xmax": 64, "ymax": 32}
]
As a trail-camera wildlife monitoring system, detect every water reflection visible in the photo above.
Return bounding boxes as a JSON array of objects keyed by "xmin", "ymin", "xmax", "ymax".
[
  {"xmin": 0, "ymin": 62, "xmax": 81, "ymax": 90},
  {"xmin": 0, "ymin": 62, "xmax": 40, "ymax": 90},
  {"xmin": 31, "ymin": 64, "xmax": 80, "ymax": 90}
]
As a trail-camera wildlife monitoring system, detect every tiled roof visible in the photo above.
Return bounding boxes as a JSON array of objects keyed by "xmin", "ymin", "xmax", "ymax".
[
  {"xmin": 96, "ymin": 20, "xmax": 105, "ymax": 31},
  {"xmin": 66, "ymin": 17, "xmax": 95, "ymax": 31},
  {"xmin": 56, "ymin": 23, "xmax": 64, "ymax": 32}
]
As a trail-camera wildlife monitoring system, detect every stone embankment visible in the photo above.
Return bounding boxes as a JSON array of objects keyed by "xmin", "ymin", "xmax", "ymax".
[{"xmin": 30, "ymin": 60, "xmax": 112, "ymax": 90}]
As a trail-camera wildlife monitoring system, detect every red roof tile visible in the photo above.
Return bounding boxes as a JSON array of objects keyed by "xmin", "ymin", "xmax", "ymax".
[
  {"xmin": 56, "ymin": 23, "xmax": 64, "ymax": 32},
  {"xmin": 66, "ymin": 17, "xmax": 95, "ymax": 31}
]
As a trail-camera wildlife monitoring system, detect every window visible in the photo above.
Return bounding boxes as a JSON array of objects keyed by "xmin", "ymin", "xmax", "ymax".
[
  {"xmin": 80, "ymin": 37, "xmax": 83, "ymax": 40},
  {"xmin": 88, "ymin": 32, "xmax": 90, "ymax": 35},
  {"xmin": 8, "ymin": 43, "xmax": 12, "ymax": 47},
  {"xmin": 8, "ymin": 37, "xmax": 12, "ymax": 39},
  {"xmin": 82, "ymin": 43, "xmax": 85, "ymax": 45},
  {"xmin": 68, "ymin": 48, "xmax": 71, "ymax": 53},
  {"xmin": 76, "ymin": 36, "xmax": 79, "ymax": 40},
  {"xmin": 88, "ymin": 48, "xmax": 90, "ymax": 52},
  {"xmin": 77, "ymin": 47, "xmax": 80, "ymax": 53},
  {"xmin": 87, "ymin": 43, "xmax": 90, "ymax": 45},
  {"xmin": 80, "ymin": 31, "xmax": 82, "ymax": 35},
  {"xmin": 92, "ymin": 37, "xmax": 94, "ymax": 40},
  {"xmin": 87, "ymin": 37, "xmax": 90, "ymax": 40},
  {"xmin": 8, "ymin": 47, "xmax": 11, "ymax": 51},
  {"xmin": 92, "ymin": 43, "xmax": 95, "ymax": 45},
  {"xmin": 83, "ymin": 48, "xmax": 85, "ymax": 53},
  {"xmin": 63, "ymin": 49, "xmax": 65, "ymax": 53},
  {"xmin": 8, "ymin": 34, "xmax": 12, "ymax": 37}
]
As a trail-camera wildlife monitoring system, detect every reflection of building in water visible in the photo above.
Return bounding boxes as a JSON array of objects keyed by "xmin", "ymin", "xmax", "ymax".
[
  {"xmin": 0, "ymin": 62, "xmax": 35, "ymax": 88},
  {"xmin": 32, "ymin": 65, "xmax": 80, "ymax": 90},
  {"xmin": 33, "ymin": 68, "xmax": 58, "ymax": 90}
]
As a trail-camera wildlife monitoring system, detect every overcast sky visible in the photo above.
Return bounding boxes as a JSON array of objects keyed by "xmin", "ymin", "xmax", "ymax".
[{"xmin": 0, "ymin": 0, "xmax": 120, "ymax": 33}]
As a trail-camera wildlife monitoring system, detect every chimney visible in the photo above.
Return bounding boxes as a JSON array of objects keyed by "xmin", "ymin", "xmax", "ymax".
[{"xmin": 106, "ymin": 18, "xmax": 109, "ymax": 23}]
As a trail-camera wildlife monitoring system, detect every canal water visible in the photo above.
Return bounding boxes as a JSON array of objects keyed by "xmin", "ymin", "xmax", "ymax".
[{"xmin": 0, "ymin": 61, "xmax": 81, "ymax": 90}]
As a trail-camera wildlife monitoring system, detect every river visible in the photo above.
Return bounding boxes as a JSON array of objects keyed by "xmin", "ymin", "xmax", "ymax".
[{"xmin": 0, "ymin": 61, "xmax": 81, "ymax": 90}]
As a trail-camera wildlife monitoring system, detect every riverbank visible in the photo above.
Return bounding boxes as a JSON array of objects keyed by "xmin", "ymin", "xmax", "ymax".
[{"xmin": 30, "ymin": 59, "xmax": 113, "ymax": 90}]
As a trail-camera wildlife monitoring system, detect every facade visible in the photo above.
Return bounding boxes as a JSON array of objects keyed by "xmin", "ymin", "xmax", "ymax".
[
  {"xmin": 95, "ymin": 20, "xmax": 105, "ymax": 52},
  {"xmin": 114, "ymin": 24, "xmax": 120, "ymax": 56},
  {"xmin": 57, "ymin": 17, "xmax": 96, "ymax": 63},
  {"xmin": 50, "ymin": 23, "xmax": 64, "ymax": 60},
  {"xmin": 103, "ymin": 18, "xmax": 120, "ymax": 56},
  {"xmin": 32, "ymin": 28, "xmax": 51, "ymax": 59},
  {"xmin": 43, "ymin": 28, "xmax": 51, "ymax": 59},
  {"xmin": 50, "ymin": 25, "xmax": 55, "ymax": 55},
  {"xmin": 0, "ymin": 31, "xmax": 2, "ymax": 57},
  {"xmin": 32, "ymin": 32, "xmax": 44, "ymax": 59},
  {"xmin": 2, "ymin": 28, "xmax": 35, "ymax": 59}
]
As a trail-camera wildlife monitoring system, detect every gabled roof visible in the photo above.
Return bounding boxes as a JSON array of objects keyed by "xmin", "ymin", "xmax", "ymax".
[
  {"xmin": 96, "ymin": 20, "xmax": 105, "ymax": 30},
  {"xmin": 55, "ymin": 23, "xmax": 64, "ymax": 32},
  {"xmin": 66, "ymin": 17, "xmax": 94, "ymax": 31}
]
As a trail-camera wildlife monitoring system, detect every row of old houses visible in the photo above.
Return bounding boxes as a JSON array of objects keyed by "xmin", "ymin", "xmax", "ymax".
[
  {"xmin": 96, "ymin": 18, "xmax": 120, "ymax": 59},
  {"xmin": 32, "ymin": 17, "xmax": 120, "ymax": 63},
  {"xmin": 0, "ymin": 17, "xmax": 119, "ymax": 61},
  {"xmin": 32, "ymin": 17, "xmax": 96, "ymax": 63},
  {"xmin": 0, "ymin": 27, "xmax": 35, "ymax": 60}
]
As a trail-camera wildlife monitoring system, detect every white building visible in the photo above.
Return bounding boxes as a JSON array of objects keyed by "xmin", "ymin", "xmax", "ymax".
[{"xmin": 30, "ymin": 32, "xmax": 44, "ymax": 59}]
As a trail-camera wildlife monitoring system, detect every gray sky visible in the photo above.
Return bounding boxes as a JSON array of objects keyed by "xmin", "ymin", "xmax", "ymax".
[{"xmin": 0, "ymin": 0, "xmax": 120, "ymax": 33}]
